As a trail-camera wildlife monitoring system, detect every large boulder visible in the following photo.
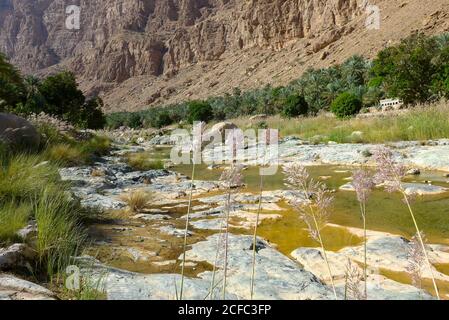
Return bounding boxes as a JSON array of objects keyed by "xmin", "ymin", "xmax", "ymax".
[
  {"xmin": 0, "ymin": 274, "xmax": 56, "ymax": 300},
  {"xmin": 0, "ymin": 113, "xmax": 40, "ymax": 151},
  {"xmin": 202, "ymin": 122, "xmax": 238, "ymax": 148},
  {"xmin": 0, "ymin": 243, "xmax": 36, "ymax": 271}
]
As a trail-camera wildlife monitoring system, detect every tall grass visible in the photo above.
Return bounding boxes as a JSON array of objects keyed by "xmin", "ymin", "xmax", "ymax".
[
  {"xmin": 230, "ymin": 102, "xmax": 449, "ymax": 143},
  {"xmin": 283, "ymin": 164, "xmax": 338, "ymax": 299},
  {"xmin": 0, "ymin": 125, "xmax": 106, "ymax": 287},
  {"xmin": 0, "ymin": 202, "xmax": 31, "ymax": 245},
  {"xmin": 45, "ymin": 136, "xmax": 111, "ymax": 166},
  {"xmin": 0, "ymin": 154, "xmax": 61, "ymax": 203},
  {"xmin": 45, "ymin": 144, "xmax": 84, "ymax": 166},
  {"xmin": 34, "ymin": 187, "xmax": 87, "ymax": 280},
  {"xmin": 351, "ymin": 169, "xmax": 375, "ymax": 299},
  {"xmin": 374, "ymin": 147, "xmax": 440, "ymax": 299}
]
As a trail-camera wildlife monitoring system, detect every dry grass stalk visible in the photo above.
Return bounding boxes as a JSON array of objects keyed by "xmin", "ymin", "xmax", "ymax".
[
  {"xmin": 283, "ymin": 163, "xmax": 338, "ymax": 299},
  {"xmin": 373, "ymin": 147, "xmax": 440, "ymax": 299},
  {"xmin": 345, "ymin": 260, "xmax": 365, "ymax": 300},
  {"xmin": 352, "ymin": 168, "xmax": 375, "ymax": 299},
  {"xmin": 406, "ymin": 231, "xmax": 427, "ymax": 296},
  {"xmin": 250, "ymin": 129, "xmax": 271, "ymax": 300},
  {"xmin": 219, "ymin": 164, "xmax": 243, "ymax": 300},
  {"xmin": 179, "ymin": 121, "xmax": 206, "ymax": 300}
]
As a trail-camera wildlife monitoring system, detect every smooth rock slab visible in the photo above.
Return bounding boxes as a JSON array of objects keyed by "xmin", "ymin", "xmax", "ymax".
[
  {"xmin": 293, "ymin": 225, "xmax": 449, "ymax": 284},
  {"xmin": 339, "ymin": 182, "xmax": 356, "ymax": 192},
  {"xmin": 402, "ymin": 183, "xmax": 447, "ymax": 196},
  {"xmin": 0, "ymin": 274, "xmax": 55, "ymax": 300},
  {"xmin": 79, "ymin": 232, "xmax": 335, "ymax": 300},
  {"xmin": 336, "ymin": 274, "xmax": 434, "ymax": 300},
  {"xmin": 183, "ymin": 234, "xmax": 335, "ymax": 300},
  {"xmin": 291, "ymin": 247, "xmax": 434, "ymax": 300},
  {"xmin": 190, "ymin": 219, "xmax": 225, "ymax": 231}
]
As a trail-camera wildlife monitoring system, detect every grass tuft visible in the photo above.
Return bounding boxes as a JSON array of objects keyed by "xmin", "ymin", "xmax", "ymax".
[
  {"xmin": 120, "ymin": 190, "xmax": 154, "ymax": 213},
  {"xmin": 34, "ymin": 187, "xmax": 87, "ymax": 279},
  {"xmin": 0, "ymin": 202, "xmax": 32, "ymax": 245},
  {"xmin": 44, "ymin": 135, "xmax": 111, "ymax": 166},
  {"xmin": 125, "ymin": 152, "xmax": 165, "ymax": 171},
  {"xmin": 0, "ymin": 154, "xmax": 61, "ymax": 203}
]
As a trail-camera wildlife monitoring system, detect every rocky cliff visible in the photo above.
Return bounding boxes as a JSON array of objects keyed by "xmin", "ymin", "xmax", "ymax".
[{"xmin": 1, "ymin": 0, "xmax": 449, "ymax": 112}]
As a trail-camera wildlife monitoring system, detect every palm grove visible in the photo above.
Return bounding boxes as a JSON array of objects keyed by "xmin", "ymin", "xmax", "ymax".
[{"xmin": 107, "ymin": 33, "xmax": 449, "ymax": 129}]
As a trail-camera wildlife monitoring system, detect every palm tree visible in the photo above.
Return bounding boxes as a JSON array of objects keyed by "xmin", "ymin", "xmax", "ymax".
[{"xmin": 435, "ymin": 33, "xmax": 449, "ymax": 50}]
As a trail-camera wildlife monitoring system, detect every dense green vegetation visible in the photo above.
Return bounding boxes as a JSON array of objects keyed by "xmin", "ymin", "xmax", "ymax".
[
  {"xmin": 0, "ymin": 53, "xmax": 105, "ymax": 129},
  {"xmin": 330, "ymin": 92, "xmax": 362, "ymax": 119},
  {"xmin": 281, "ymin": 94, "xmax": 309, "ymax": 118},
  {"xmin": 187, "ymin": 100, "xmax": 214, "ymax": 123},
  {"xmin": 0, "ymin": 121, "xmax": 110, "ymax": 282},
  {"xmin": 106, "ymin": 33, "xmax": 449, "ymax": 129}
]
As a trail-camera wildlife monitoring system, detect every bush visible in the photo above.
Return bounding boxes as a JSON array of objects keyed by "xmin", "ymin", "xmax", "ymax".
[
  {"xmin": 79, "ymin": 98, "xmax": 106, "ymax": 129},
  {"xmin": 282, "ymin": 94, "xmax": 309, "ymax": 118},
  {"xmin": 126, "ymin": 113, "xmax": 142, "ymax": 129},
  {"xmin": 154, "ymin": 111, "xmax": 173, "ymax": 128},
  {"xmin": 0, "ymin": 53, "xmax": 24, "ymax": 110},
  {"xmin": 331, "ymin": 92, "xmax": 363, "ymax": 119},
  {"xmin": 369, "ymin": 34, "xmax": 442, "ymax": 104},
  {"xmin": 187, "ymin": 101, "xmax": 213, "ymax": 123}
]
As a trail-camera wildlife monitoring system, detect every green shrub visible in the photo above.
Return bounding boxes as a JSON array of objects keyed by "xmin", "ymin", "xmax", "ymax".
[
  {"xmin": 126, "ymin": 113, "xmax": 142, "ymax": 129},
  {"xmin": 0, "ymin": 53, "xmax": 24, "ymax": 110},
  {"xmin": 79, "ymin": 97, "xmax": 106, "ymax": 129},
  {"xmin": 154, "ymin": 111, "xmax": 173, "ymax": 128},
  {"xmin": 187, "ymin": 101, "xmax": 213, "ymax": 123},
  {"xmin": 331, "ymin": 92, "xmax": 363, "ymax": 119},
  {"xmin": 282, "ymin": 94, "xmax": 309, "ymax": 118},
  {"xmin": 34, "ymin": 123, "xmax": 71, "ymax": 149},
  {"xmin": 78, "ymin": 135, "xmax": 111, "ymax": 158}
]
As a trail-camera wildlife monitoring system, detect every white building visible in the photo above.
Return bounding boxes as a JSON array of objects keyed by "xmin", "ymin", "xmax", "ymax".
[{"xmin": 380, "ymin": 98, "xmax": 404, "ymax": 111}]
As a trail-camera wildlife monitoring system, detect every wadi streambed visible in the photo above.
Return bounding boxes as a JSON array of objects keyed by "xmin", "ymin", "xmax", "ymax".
[{"xmin": 75, "ymin": 144, "xmax": 449, "ymax": 299}]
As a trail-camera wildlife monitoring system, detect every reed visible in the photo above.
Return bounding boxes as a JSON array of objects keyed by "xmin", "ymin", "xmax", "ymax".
[
  {"xmin": 283, "ymin": 163, "xmax": 338, "ymax": 299},
  {"xmin": 373, "ymin": 147, "xmax": 440, "ymax": 299}
]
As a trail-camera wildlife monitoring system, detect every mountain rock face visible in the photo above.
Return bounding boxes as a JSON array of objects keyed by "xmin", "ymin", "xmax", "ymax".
[{"xmin": 1, "ymin": 0, "xmax": 449, "ymax": 112}]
